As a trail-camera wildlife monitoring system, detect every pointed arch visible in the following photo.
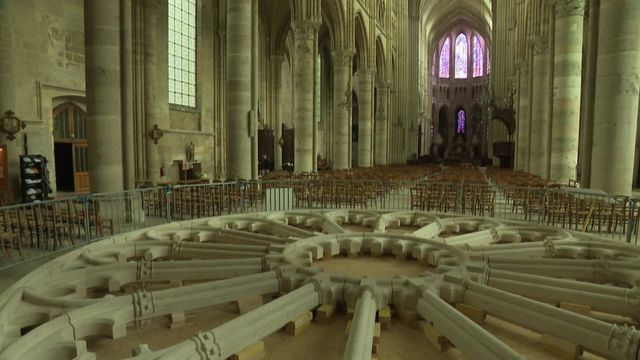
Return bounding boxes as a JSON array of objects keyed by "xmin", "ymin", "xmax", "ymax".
[
  {"xmin": 354, "ymin": 12, "xmax": 369, "ymax": 71},
  {"xmin": 375, "ymin": 36, "xmax": 386, "ymax": 81}
]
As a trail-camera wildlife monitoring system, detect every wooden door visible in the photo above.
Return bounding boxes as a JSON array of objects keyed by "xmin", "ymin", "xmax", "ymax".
[
  {"xmin": 53, "ymin": 103, "xmax": 91, "ymax": 193},
  {"xmin": 282, "ymin": 127, "xmax": 295, "ymax": 165},
  {"xmin": 0, "ymin": 145, "xmax": 11, "ymax": 204},
  {"xmin": 258, "ymin": 129, "xmax": 275, "ymax": 161},
  {"xmin": 72, "ymin": 143, "xmax": 90, "ymax": 192}
]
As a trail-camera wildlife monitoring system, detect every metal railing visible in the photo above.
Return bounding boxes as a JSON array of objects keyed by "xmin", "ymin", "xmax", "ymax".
[{"xmin": 0, "ymin": 179, "xmax": 638, "ymax": 269}]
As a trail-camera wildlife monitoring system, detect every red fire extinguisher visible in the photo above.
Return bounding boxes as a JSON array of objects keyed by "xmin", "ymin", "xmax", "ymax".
[{"xmin": 160, "ymin": 161, "xmax": 166, "ymax": 177}]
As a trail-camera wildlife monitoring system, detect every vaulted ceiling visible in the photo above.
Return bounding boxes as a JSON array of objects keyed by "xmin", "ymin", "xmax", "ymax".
[{"xmin": 419, "ymin": 0, "xmax": 492, "ymax": 48}]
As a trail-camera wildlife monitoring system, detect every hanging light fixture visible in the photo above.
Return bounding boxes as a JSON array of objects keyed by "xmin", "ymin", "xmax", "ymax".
[{"xmin": 0, "ymin": 110, "xmax": 27, "ymax": 141}]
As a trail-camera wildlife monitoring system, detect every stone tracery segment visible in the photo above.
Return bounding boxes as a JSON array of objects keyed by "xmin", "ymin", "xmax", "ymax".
[{"xmin": 0, "ymin": 210, "xmax": 639, "ymax": 359}]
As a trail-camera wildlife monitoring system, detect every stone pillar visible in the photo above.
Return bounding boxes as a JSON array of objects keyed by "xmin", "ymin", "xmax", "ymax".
[
  {"xmin": 358, "ymin": 70, "xmax": 374, "ymax": 167},
  {"xmin": 549, "ymin": 0, "xmax": 585, "ymax": 183},
  {"xmin": 292, "ymin": 20, "xmax": 320, "ymax": 173},
  {"xmin": 529, "ymin": 37, "xmax": 552, "ymax": 179},
  {"xmin": 226, "ymin": 0, "xmax": 253, "ymax": 180},
  {"xmin": 374, "ymin": 82, "xmax": 391, "ymax": 165},
  {"xmin": 121, "ymin": 0, "xmax": 135, "ymax": 190},
  {"xmin": 578, "ymin": 0, "xmax": 599, "ymax": 188},
  {"xmin": 590, "ymin": 0, "xmax": 640, "ymax": 195},
  {"xmin": 331, "ymin": 50, "xmax": 352, "ymax": 170},
  {"xmin": 516, "ymin": 66, "xmax": 530, "ymax": 172},
  {"xmin": 85, "ymin": 0, "xmax": 124, "ymax": 192},
  {"xmin": 271, "ymin": 55, "xmax": 285, "ymax": 171},
  {"xmin": 144, "ymin": 0, "xmax": 169, "ymax": 184}
]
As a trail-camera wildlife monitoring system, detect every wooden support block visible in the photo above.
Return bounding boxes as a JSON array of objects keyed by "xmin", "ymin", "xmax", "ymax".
[
  {"xmin": 315, "ymin": 304, "xmax": 335, "ymax": 323},
  {"xmin": 234, "ymin": 295, "xmax": 263, "ymax": 314},
  {"xmin": 346, "ymin": 307, "xmax": 355, "ymax": 320},
  {"xmin": 395, "ymin": 306, "xmax": 419, "ymax": 327},
  {"xmin": 559, "ymin": 302, "xmax": 591, "ymax": 316},
  {"xmin": 541, "ymin": 333, "xmax": 581, "ymax": 360},
  {"xmin": 169, "ymin": 312, "xmax": 185, "ymax": 329},
  {"xmin": 284, "ymin": 312, "xmax": 313, "ymax": 336},
  {"xmin": 229, "ymin": 341, "xmax": 265, "ymax": 360},
  {"xmin": 345, "ymin": 320, "xmax": 352, "ymax": 339},
  {"xmin": 379, "ymin": 307, "xmax": 391, "ymax": 330},
  {"xmin": 455, "ymin": 303, "xmax": 487, "ymax": 325},
  {"xmin": 169, "ymin": 280, "xmax": 183, "ymax": 287},
  {"xmin": 348, "ymin": 251, "xmax": 359, "ymax": 258},
  {"xmin": 372, "ymin": 343, "xmax": 379, "ymax": 355},
  {"xmin": 420, "ymin": 320, "xmax": 452, "ymax": 352},
  {"xmin": 373, "ymin": 322, "xmax": 381, "ymax": 344}
]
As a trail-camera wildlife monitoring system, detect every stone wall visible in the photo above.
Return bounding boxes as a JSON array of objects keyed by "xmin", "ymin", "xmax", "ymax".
[{"xmin": 0, "ymin": 0, "xmax": 86, "ymax": 197}]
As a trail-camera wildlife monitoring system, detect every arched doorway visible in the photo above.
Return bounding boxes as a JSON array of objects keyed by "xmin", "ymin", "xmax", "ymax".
[{"xmin": 53, "ymin": 103, "xmax": 90, "ymax": 193}]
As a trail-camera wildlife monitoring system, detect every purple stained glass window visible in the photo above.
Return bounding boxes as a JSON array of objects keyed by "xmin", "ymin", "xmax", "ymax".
[
  {"xmin": 455, "ymin": 33, "xmax": 468, "ymax": 79},
  {"xmin": 439, "ymin": 37, "xmax": 450, "ymax": 78},
  {"xmin": 457, "ymin": 109, "xmax": 466, "ymax": 134},
  {"xmin": 487, "ymin": 48, "xmax": 491, "ymax": 74},
  {"xmin": 473, "ymin": 35, "xmax": 484, "ymax": 77}
]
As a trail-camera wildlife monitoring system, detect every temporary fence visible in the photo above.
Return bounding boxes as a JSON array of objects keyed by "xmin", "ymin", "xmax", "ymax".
[{"xmin": 0, "ymin": 179, "xmax": 638, "ymax": 269}]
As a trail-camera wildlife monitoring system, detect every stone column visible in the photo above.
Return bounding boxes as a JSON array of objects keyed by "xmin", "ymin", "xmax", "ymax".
[
  {"xmin": 271, "ymin": 55, "xmax": 285, "ymax": 171},
  {"xmin": 374, "ymin": 82, "xmax": 391, "ymax": 165},
  {"xmin": 358, "ymin": 69, "xmax": 374, "ymax": 167},
  {"xmin": 590, "ymin": 0, "xmax": 640, "ymax": 195},
  {"xmin": 226, "ymin": 0, "xmax": 253, "ymax": 180},
  {"xmin": 549, "ymin": 0, "xmax": 585, "ymax": 183},
  {"xmin": 121, "ymin": 0, "xmax": 135, "ymax": 190},
  {"xmin": 516, "ymin": 65, "xmax": 531, "ymax": 171},
  {"xmin": 331, "ymin": 50, "xmax": 352, "ymax": 170},
  {"xmin": 84, "ymin": 0, "xmax": 124, "ymax": 192},
  {"xmin": 144, "ymin": 0, "xmax": 169, "ymax": 184},
  {"xmin": 529, "ymin": 37, "xmax": 552, "ymax": 179},
  {"xmin": 292, "ymin": 20, "xmax": 320, "ymax": 173}
]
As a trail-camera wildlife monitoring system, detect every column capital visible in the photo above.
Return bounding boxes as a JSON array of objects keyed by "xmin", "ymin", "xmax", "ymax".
[
  {"xmin": 270, "ymin": 54, "xmax": 286, "ymax": 65},
  {"xmin": 358, "ymin": 68, "xmax": 376, "ymax": 81},
  {"xmin": 376, "ymin": 81, "xmax": 393, "ymax": 89},
  {"xmin": 331, "ymin": 50, "xmax": 355, "ymax": 67},
  {"xmin": 552, "ymin": 0, "xmax": 586, "ymax": 18},
  {"xmin": 516, "ymin": 61, "xmax": 529, "ymax": 75},
  {"xmin": 291, "ymin": 19, "xmax": 321, "ymax": 40},
  {"xmin": 529, "ymin": 35, "xmax": 549, "ymax": 55}
]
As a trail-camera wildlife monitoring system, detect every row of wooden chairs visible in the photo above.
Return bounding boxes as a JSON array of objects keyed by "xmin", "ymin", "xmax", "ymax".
[
  {"xmin": 0, "ymin": 199, "xmax": 114, "ymax": 261},
  {"xmin": 410, "ymin": 183, "xmax": 496, "ymax": 216}
]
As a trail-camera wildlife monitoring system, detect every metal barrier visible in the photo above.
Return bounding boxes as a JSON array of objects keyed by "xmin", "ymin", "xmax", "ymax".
[{"xmin": 1, "ymin": 179, "xmax": 638, "ymax": 269}]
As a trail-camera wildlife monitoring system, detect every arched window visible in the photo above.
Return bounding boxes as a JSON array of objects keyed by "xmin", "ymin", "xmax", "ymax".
[
  {"xmin": 168, "ymin": 0, "xmax": 197, "ymax": 107},
  {"xmin": 456, "ymin": 109, "xmax": 466, "ymax": 134},
  {"xmin": 454, "ymin": 33, "xmax": 468, "ymax": 79},
  {"xmin": 439, "ymin": 37, "xmax": 450, "ymax": 78},
  {"xmin": 473, "ymin": 35, "xmax": 484, "ymax": 77}
]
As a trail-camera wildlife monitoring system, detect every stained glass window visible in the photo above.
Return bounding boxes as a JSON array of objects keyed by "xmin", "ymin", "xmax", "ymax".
[
  {"xmin": 457, "ymin": 109, "xmax": 466, "ymax": 134},
  {"xmin": 473, "ymin": 35, "xmax": 484, "ymax": 77},
  {"xmin": 455, "ymin": 33, "xmax": 468, "ymax": 79},
  {"xmin": 439, "ymin": 37, "xmax": 450, "ymax": 78},
  {"xmin": 168, "ymin": 0, "xmax": 197, "ymax": 107},
  {"xmin": 487, "ymin": 48, "xmax": 491, "ymax": 74}
]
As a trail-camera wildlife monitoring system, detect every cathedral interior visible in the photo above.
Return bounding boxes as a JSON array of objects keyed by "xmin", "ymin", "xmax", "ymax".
[{"xmin": 0, "ymin": 0, "xmax": 640, "ymax": 359}]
